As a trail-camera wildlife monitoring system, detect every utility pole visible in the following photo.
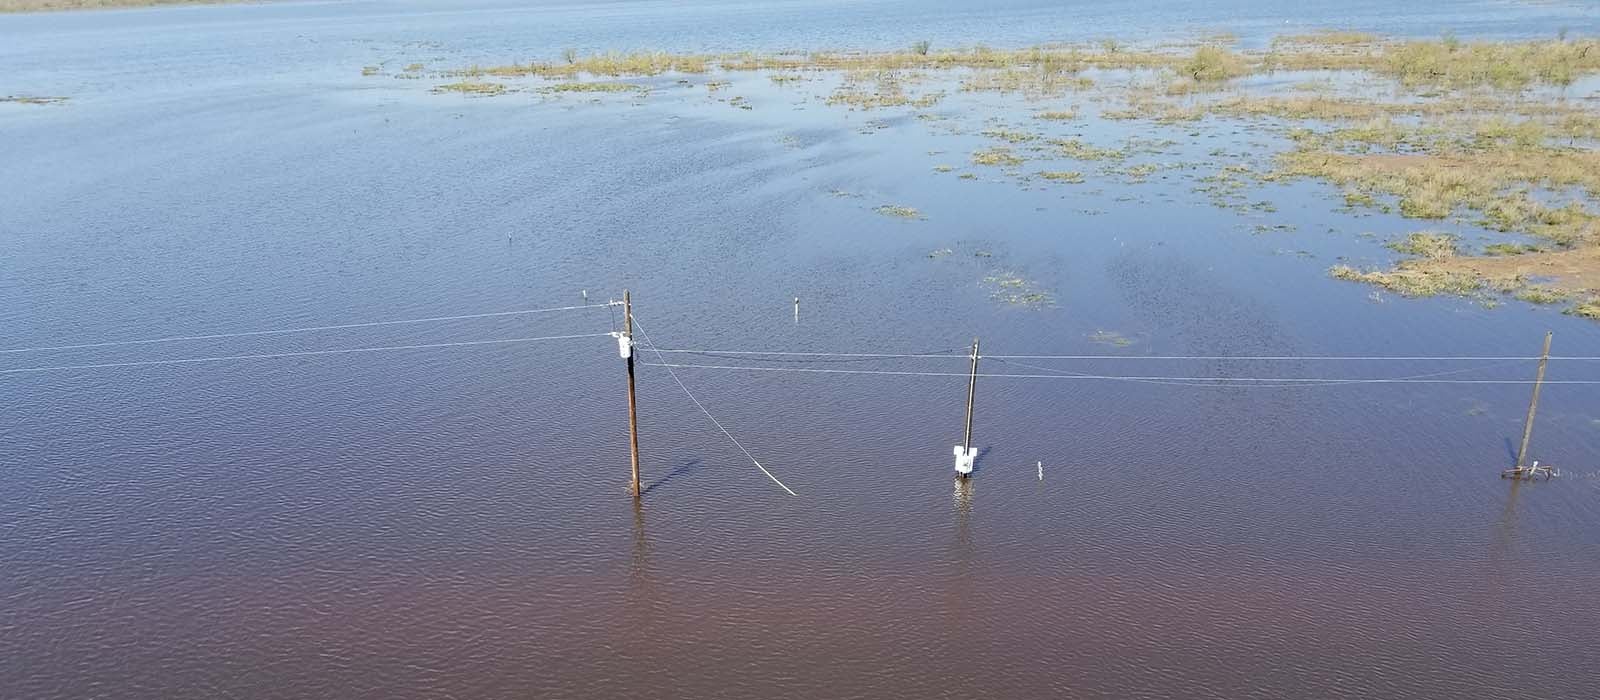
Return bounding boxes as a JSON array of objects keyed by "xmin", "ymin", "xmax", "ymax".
[
  {"xmin": 1504, "ymin": 331, "xmax": 1556, "ymax": 480},
  {"xmin": 954, "ymin": 337, "xmax": 979, "ymax": 477},
  {"xmin": 623, "ymin": 290, "xmax": 642, "ymax": 496}
]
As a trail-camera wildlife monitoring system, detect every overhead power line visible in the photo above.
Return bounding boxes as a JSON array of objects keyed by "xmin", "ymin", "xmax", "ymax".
[
  {"xmin": 646, "ymin": 348, "xmax": 1600, "ymax": 361},
  {"xmin": 637, "ymin": 361, "xmax": 1600, "ymax": 385},
  {"xmin": 2, "ymin": 302, "xmax": 617, "ymax": 355},
  {"xmin": 2, "ymin": 333, "xmax": 612, "ymax": 375},
  {"xmin": 630, "ymin": 316, "xmax": 798, "ymax": 496}
]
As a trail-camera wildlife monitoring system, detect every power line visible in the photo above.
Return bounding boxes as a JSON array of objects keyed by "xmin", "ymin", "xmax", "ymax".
[
  {"xmin": 990, "ymin": 356, "xmax": 1530, "ymax": 389},
  {"xmin": 646, "ymin": 348, "xmax": 1600, "ymax": 361},
  {"xmin": 647, "ymin": 348, "xmax": 968, "ymax": 359},
  {"xmin": 2, "ymin": 302, "xmax": 617, "ymax": 355},
  {"xmin": 630, "ymin": 316, "xmax": 798, "ymax": 497},
  {"xmin": 984, "ymin": 354, "xmax": 1600, "ymax": 361},
  {"xmin": 637, "ymin": 361, "xmax": 1600, "ymax": 385},
  {"xmin": 660, "ymin": 348, "xmax": 964, "ymax": 364},
  {"xmin": 2, "ymin": 333, "xmax": 613, "ymax": 375}
]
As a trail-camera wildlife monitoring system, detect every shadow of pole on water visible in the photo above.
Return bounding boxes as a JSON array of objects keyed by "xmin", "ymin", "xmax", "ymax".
[
  {"xmin": 642, "ymin": 457, "xmax": 704, "ymax": 495},
  {"xmin": 972, "ymin": 446, "xmax": 992, "ymax": 476}
]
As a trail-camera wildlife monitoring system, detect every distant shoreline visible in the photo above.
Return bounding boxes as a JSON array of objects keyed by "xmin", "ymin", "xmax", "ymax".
[{"xmin": 0, "ymin": 0, "xmax": 263, "ymax": 13}]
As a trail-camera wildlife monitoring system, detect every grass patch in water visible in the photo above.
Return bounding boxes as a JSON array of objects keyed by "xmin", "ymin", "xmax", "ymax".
[
  {"xmin": 981, "ymin": 128, "xmax": 1038, "ymax": 144},
  {"xmin": 1035, "ymin": 110, "xmax": 1077, "ymax": 120},
  {"xmin": 1514, "ymin": 286, "xmax": 1568, "ymax": 305},
  {"xmin": 1568, "ymin": 299, "xmax": 1600, "ymax": 319},
  {"xmin": 972, "ymin": 147, "xmax": 1024, "ymax": 167},
  {"xmin": 1, "ymin": 95, "xmax": 68, "ymax": 104},
  {"xmin": 1088, "ymin": 330, "xmax": 1135, "ymax": 347},
  {"xmin": 983, "ymin": 271, "xmax": 1053, "ymax": 307},
  {"xmin": 1483, "ymin": 243, "xmax": 1542, "ymax": 256},
  {"xmin": 1328, "ymin": 264, "xmax": 1484, "ymax": 297},
  {"xmin": 432, "ymin": 80, "xmax": 508, "ymax": 96},
  {"xmin": 0, "ymin": 0, "xmax": 236, "ymax": 10},
  {"xmin": 1038, "ymin": 170, "xmax": 1086, "ymax": 183},
  {"xmin": 544, "ymin": 81, "xmax": 643, "ymax": 93},
  {"xmin": 1386, "ymin": 231, "xmax": 1458, "ymax": 259},
  {"xmin": 1050, "ymin": 138, "xmax": 1125, "ymax": 161},
  {"xmin": 875, "ymin": 204, "xmax": 924, "ymax": 219},
  {"xmin": 1180, "ymin": 45, "xmax": 1249, "ymax": 82}
]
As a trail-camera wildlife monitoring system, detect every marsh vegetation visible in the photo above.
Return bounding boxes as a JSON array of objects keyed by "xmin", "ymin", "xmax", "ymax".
[
  {"xmin": 0, "ymin": 0, "xmax": 233, "ymax": 10},
  {"xmin": 416, "ymin": 34, "xmax": 1600, "ymax": 316}
]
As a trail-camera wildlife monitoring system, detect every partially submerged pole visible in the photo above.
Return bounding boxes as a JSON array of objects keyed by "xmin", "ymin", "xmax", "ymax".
[
  {"xmin": 954, "ymin": 337, "xmax": 979, "ymax": 477},
  {"xmin": 1504, "ymin": 331, "xmax": 1556, "ymax": 480},
  {"xmin": 624, "ymin": 290, "xmax": 642, "ymax": 496}
]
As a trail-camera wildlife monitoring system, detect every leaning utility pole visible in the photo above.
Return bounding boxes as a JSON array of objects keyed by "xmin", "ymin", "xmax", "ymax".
[{"xmin": 1503, "ymin": 331, "xmax": 1556, "ymax": 480}]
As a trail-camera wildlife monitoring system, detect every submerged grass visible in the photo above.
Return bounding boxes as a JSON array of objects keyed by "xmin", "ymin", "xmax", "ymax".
[
  {"xmin": 423, "ymin": 34, "xmax": 1600, "ymax": 318},
  {"xmin": 543, "ymin": 81, "xmax": 643, "ymax": 93},
  {"xmin": 1038, "ymin": 170, "xmax": 1087, "ymax": 183},
  {"xmin": 432, "ymin": 80, "xmax": 508, "ymax": 96},
  {"xmin": 1329, "ymin": 264, "xmax": 1485, "ymax": 297},
  {"xmin": 875, "ymin": 204, "xmax": 925, "ymax": 219},
  {"xmin": 972, "ymin": 147, "xmax": 1025, "ymax": 167},
  {"xmin": 1386, "ymin": 231, "xmax": 1458, "ymax": 259},
  {"xmin": 1, "ymin": 95, "xmax": 69, "ymax": 104},
  {"xmin": 0, "ymin": 0, "xmax": 232, "ymax": 10}
]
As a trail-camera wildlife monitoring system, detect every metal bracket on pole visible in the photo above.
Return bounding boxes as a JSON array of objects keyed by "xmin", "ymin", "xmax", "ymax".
[{"xmin": 953, "ymin": 445, "xmax": 977, "ymax": 475}]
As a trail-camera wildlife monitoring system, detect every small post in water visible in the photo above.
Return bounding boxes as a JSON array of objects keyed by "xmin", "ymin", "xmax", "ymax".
[
  {"xmin": 622, "ymin": 290, "xmax": 643, "ymax": 495},
  {"xmin": 954, "ymin": 337, "xmax": 979, "ymax": 477},
  {"xmin": 793, "ymin": 296, "xmax": 800, "ymax": 323},
  {"xmin": 1503, "ymin": 331, "xmax": 1557, "ymax": 480}
]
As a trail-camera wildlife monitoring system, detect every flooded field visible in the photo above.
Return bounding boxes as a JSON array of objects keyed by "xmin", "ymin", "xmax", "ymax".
[{"xmin": 4, "ymin": 1, "xmax": 1600, "ymax": 698}]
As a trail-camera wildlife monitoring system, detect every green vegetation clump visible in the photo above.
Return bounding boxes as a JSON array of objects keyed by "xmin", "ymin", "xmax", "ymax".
[
  {"xmin": 1386, "ymin": 232, "xmax": 1458, "ymax": 259},
  {"xmin": 1, "ymin": 0, "xmax": 234, "ymax": 10},
  {"xmin": 1035, "ymin": 110, "xmax": 1077, "ymax": 120},
  {"xmin": 1514, "ymin": 286, "xmax": 1568, "ymax": 305},
  {"xmin": 1038, "ymin": 171, "xmax": 1086, "ymax": 183},
  {"xmin": 972, "ymin": 147, "xmax": 1024, "ymax": 167},
  {"xmin": 875, "ymin": 204, "xmax": 924, "ymax": 219},
  {"xmin": 1382, "ymin": 38, "xmax": 1600, "ymax": 89},
  {"xmin": 983, "ymin": 271, "xmax": 1053, "ymax": 306},
  {"xmin": 1482, "ymin": 243, "xmax": 1541, "ymax": 256},
  {"xmin": 543, "ymin": 81, "xmax": 643, "ymax": 93},
  {"xmin": 1050, "ymin": 138, "xmax": 1125, "ymax": 161},
  {"xmin": 981, "ymin": 128, "xmax": 1038, "ymax": 144},
  {"xmin": 1328, "ymin": 264, "xmax": 1484, "ymax": 297},
  {"xmin": 432, "ymin": 81, "xmax": 508, "ymax": 96},
  {"xmin": 1568, "ymin": 299, "xmax": 1600, "ymax": 319},
  {"xmin": 1180, "ymin": 45, "xmax": 1248, "ymax": 82},
  {"xmin": 1088, "ymin": 330, "xmax": 1135, "ymax": 347},
  {"xmin": 0, "ymin": 95, "xmax": 68, "ymax": 104}
]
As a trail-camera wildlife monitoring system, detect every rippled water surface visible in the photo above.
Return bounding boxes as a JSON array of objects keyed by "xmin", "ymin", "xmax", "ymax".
[{"xmin": 4, "ymin": 1, "xmax": 1600, "ymax": 698}]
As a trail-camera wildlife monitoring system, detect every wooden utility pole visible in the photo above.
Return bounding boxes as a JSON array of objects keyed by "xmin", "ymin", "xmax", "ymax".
[
  {"xmin": 1504, "ymin": 331, "xmax": 1556, "ymax": 480},
  {"xmin": 954, "ymin": 337, "xmax": 979, "ymax": 477},
  {"xmin": 964, "ymin": 337, "xmax": 979, "ymax": 449},
  {"xmin": 624, "ymin": 290, "xmax": 642, "ymax": 496}
]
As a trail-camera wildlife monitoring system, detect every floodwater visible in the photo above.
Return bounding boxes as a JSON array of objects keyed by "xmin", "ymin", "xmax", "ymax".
[{"xmin": 4, "ymin": 1, "xmax": 1600, "ymax": 698}]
